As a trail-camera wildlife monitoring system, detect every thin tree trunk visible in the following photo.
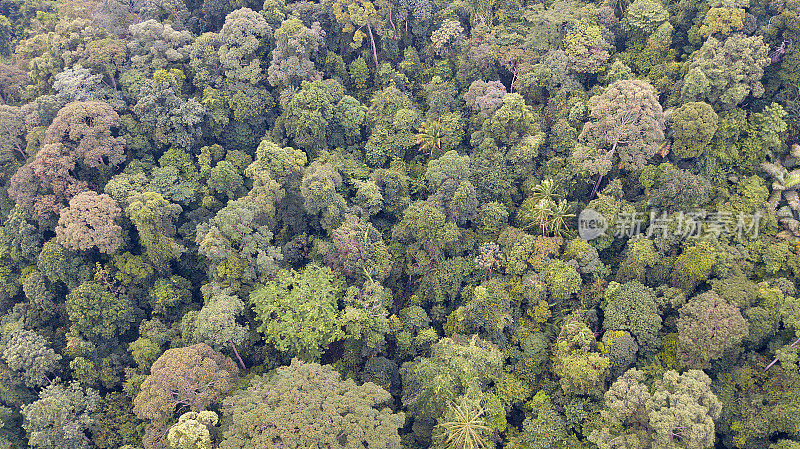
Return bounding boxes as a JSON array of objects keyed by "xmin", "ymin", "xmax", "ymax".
[
  {"xmin": 367, "ymin": 22, "xmax": 379, "ymax": 67},
  {"xmin": 229, "ymin": 340, "xmax": 246, "ymax": 370},
  {"xmin": 389, "ymin": 10, "xmax": 397, "ymax": 35},
  {"xmin": 590, "ymin": 111, "xmax": 636, "ymax": 199},
  {"xmin": 764, "ymin": 335, "xmax": 800, "ymax": 371},
  {"xmin": 590, "ymin": 146, "xmax": 616, "ymax": 199}
]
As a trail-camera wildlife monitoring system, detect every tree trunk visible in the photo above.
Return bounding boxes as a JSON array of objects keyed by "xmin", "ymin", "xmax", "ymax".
[
  {"xmin": 229, "ymin": 340, "xmax": 246, "ymax": 370},
  {"xmin": 367, "ymin": 22, "xmax": 379, "ymax": 67},
  {"xmin": 764, "ymin": 335, "xmax": 800, "ymax": 371}
]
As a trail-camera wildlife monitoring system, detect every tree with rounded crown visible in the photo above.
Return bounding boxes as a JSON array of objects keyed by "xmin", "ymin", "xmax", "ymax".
[
  {"xmin": 249, "ymin": 264, "xmax": 346, "ymax": 362},
  {"xmin": 133, "ymin": 343, "xmax": 238, "ymax": 425},
  {"xmin": 219, "ymin": 359, "xmax": 404, "ymax": 449},
  {"xmin": 576, "ymin": 79, "xmax": 665, "ymax": 196}
]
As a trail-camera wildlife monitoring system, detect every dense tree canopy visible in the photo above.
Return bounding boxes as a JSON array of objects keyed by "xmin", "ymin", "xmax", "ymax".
[
  {"xmin": 0, "ymin": 1, "xmax": 798, "ymax": 448},
  {"xmin": 219, "ymin": 359, "xmax": 404, "ymax": 449}
]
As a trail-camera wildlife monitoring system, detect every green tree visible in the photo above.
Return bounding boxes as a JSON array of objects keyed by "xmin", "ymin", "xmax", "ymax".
[
  {"xmin": 126, "ymin": 191, "xmax": 184, "ymax": 272},
  {"xmin": 218, "ymin": 8, "xmax": 272, "ymax": 85},
  {"xmin": 191, "ymin": 286, "xmax": 247, "ymax": 369},
  {"xmin": 648, "ymin": 167, "xmax": 712, "ymax": 211},
  {"xmin": 21, "ymin": 381, "xmax": 100, "ymax": 449},
  {"xmin": 364, "ymin": 86, "xmax": 421, "ymax": 167},
  {"xmin": 590, "ymin": 368, "xmax": 722, "ymax": 449},
  {"xmin": 53, "ymin": 65, "xmax": 124, "ymax": 109},
  {"xmin": 66, "ymin": 280, "xmax": 136, "ymax": 343},
  {"xmin": 553, "ymin": 312, "xmax": 610, "ymax": 397},
  {"xmin": 436, "ymin": 399, "xmax": 491, "ymax": 449},
  {"xmin": 648, "ymin": 370, "xmax": 721, "ymax": 449},
  {"xmin": 564, "ymin": 19, "xmax": 613, "ymax": 74},
  {"xmin": 196, "ymin": 195, "xmax": 283, "ymax": 290},
  {"xmin": 219, "ymin": 359, "xmax": 404, "ymax": 449},
  {"xmin": 92, "ymin": 392, "xmax": 145, "ymax": 449},
  {"xmin": 518, "ymin": 391, "xmax": 567, "ymax": 449},
  {"xmin": 400, "ymin": 334, "xmax": 503, "ymax": 424},
  {"xmin": 625, "ymin": 0, "xmax": 668, "ymax": 34},
  {"xmin": 544, "ymin": 259, "xmax": 582, "ymax": 302},
  {"xmin": 677, "ymin": 291, "xmax": 748, "ymax": 368},
  {"xmin": 300, "ymin": 160, "xmax": 348, "ymax": 232},
  {"xmin": 268, "ymin": 17, "xmax": 325, "ymax": 89},
  {"xmin": 273, "ymin": 79, "xmax": 366, "ymax": 152},
  {"xmin": 166, "ymin": 411, "xmax": 218, "ymax": 449},
  {"xmin": 670, "ymin": 241, "xmax": 717, "ymax": 291},
  {"xmin": 147, "ymin": 147, "xmax": 201, "ymax": 206},
  {"xmin": 127, "ymin": 19, "xmax": 194, "ymax": 72},
  {"xmin": 602, "ymin": 281, "xmax": 662, "ymax": 352},
  {"xmin": 331, "ymin": 0, "xmax": 384, "ymax": 67},
  {"xmin": 2, "ymin": 328, "xmax": 61, "ymax": 387},
  {"xmin": 132, "ymin": 69, "xmax": 204, "ymax": 150},
  {"xmin": 245, "ymin": 138, "xmax": 307, "ymax": 188},
  {"xmin": 669, "ymin": 101, "xmax": 718, "ymax": 160},
  {"xmin": 681, "ymin": 33, "xmax": 770, "ymax": 109},
  {"xmin": 37, "ymin": 238, "xmax": 92, "ymax": 289},
  {"xmin": 249, "ymin": 264, "xmax": 345, "ymax": 362}
]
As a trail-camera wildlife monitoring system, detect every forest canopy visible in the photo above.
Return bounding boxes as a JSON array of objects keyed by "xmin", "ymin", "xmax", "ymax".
[{"xmin": 0, "ymin": 0, "xmax": 799, "ymax": 448}]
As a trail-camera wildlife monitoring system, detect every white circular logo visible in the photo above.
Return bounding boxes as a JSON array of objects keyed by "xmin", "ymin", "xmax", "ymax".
[{"xmin": 578, "ymin": 208, "xmax": 608, "ymax": 241}]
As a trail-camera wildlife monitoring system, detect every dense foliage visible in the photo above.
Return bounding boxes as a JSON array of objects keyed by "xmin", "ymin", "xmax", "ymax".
[{"xmin": 0, "ymin": 0, "xmax": 798, "ymax": 448}]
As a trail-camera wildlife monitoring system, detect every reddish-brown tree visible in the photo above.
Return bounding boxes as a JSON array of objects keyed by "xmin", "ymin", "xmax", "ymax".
[{"xmin": 55, "ymin": 190, "xmax": 123, "ymax": 254}]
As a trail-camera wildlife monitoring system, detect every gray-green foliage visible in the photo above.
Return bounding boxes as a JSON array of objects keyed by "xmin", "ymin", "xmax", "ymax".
[
  {"xmin": 192, "ymin": 285, "xmax": 248, "ymax": 349},
  {"xmin": 590, "ymin": 368, "xmax": 722, "ymax": 449},
  {"xmin": 2, "ymin": 328, "xmax": 61, "ymax": 387},
  {"xmin": 53, "ymin": 65, "xmax": 124, "ymax": 110},
  {"xmin": 681, "ymin": 33, "xmax": 770, "ymax": 109},
  {"xmin": 603, "ymin": 281, "xmax": 662, "ymax": 352},
  {"xmin": 219, "ymin": 359, "xmax": 405, "ymax": 449},
  {"xmin": 21, "ymin": 381, "xmax": 100, "ymax": 449},
  {"xmin": 127, "ymin": 19, "xmax": 194, "ymax": 72},
  {"xmin": 268, "ymin": 18, "xmax": 325, "ymax": 88},
  {"xmin": 131, "ymin": 70, "xmax": 204, "ymax": 149},
  {"xmin": 219, "ymin": 8, "xmax": 273, "ymax": 85}
]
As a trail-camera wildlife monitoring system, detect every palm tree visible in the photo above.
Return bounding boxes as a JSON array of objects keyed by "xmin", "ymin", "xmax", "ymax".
[
  {"xmin": 531, "ymin": 178, "xmax": 557, "ymax": 205},
  {"xmin": 531, "ymin": 198, "xmax": 554, "ymax": 236},
  {"xmin": 548, "ymin": 199, "xmax": 575, "ymax": 237},
  {"xmin": 437, "ymin": 400, "xmax": 491, "ymax": 449},
  {"xmin": 417, "ymin": 119, "xmax": 445, "ymax": 155}
]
